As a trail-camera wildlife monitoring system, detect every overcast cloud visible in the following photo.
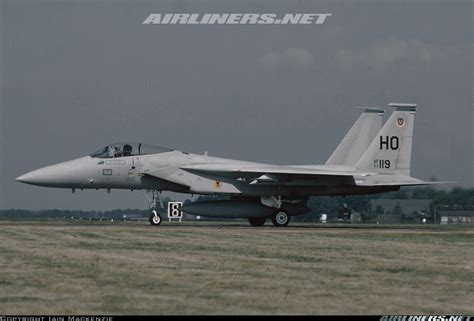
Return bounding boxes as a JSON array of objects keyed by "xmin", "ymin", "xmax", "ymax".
[{"xmin": 1, "ymin": 0, "xmax": 472, "ymax": 210}]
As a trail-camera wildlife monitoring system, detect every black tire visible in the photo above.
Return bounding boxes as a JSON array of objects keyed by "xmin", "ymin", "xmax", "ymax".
[
  {"xmin": 248, "ymin": 218, "xmax": 266, "ymax": 226},
  {"xmin": 149, "ymin": 211, "xmax": 162, "ymax": 226},
  {"xmin": 272, "ymin": 210, "xmax": 289, "ymax": 227}
]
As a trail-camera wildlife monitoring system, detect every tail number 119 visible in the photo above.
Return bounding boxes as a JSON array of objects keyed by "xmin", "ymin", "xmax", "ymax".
[{"xmin": 374, "ymin": 159, "xmax": 391, "ymax": 169}]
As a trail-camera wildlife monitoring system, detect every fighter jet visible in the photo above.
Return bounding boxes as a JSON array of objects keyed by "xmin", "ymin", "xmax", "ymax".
[{"xmin": 16, "ymin": 103, "xmax": 446, "ymax": 226}]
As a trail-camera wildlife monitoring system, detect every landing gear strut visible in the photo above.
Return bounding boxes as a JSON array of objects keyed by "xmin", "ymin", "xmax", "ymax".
[
  {"xmin": 145, "ymin": 190, "xmax": 163, "ymax": 226},
  {"xmin": 272, "ymin": 210, "xmax": 289, "ymax": 227},
  {"xmin": 248, "ymin": 218, "xmax": 266, "ymax": 226}
]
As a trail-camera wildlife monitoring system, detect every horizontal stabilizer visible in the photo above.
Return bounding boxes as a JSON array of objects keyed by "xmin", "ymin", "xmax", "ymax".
[
  {"xmin": 393, "ymin": 181, "xmax": 457, "ymax": 186},
  {"xmin": 354, "ymin": 173, "xmax": 455, "ymax": 187}
]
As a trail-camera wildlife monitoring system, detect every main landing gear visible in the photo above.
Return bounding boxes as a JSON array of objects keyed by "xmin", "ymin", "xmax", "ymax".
[
  {"xmin": 262, "ymin": 195, "xmax": 290, "ymax": 227},
  {"xmin": 248, "ymin": 210, "xmax": 290, "ymax": 227},
  {"xmin": 145, "ymin": 190, "xmax": 163, "ymax": 226},
  {"xmin": 248, "ymin": 218, "xmax": 266, "ymax": 226},
  {"xmin": 272, "ymin": 210, "xmax": 289, "ymax": 227}
]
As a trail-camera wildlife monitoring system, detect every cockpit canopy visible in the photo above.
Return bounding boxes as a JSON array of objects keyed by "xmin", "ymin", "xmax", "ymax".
[{"xmin": 90, "ymin": 142, "xmax": 173, "ymax": 158}]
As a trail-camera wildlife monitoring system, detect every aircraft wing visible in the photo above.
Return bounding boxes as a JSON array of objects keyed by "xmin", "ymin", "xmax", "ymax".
[
  {"xmin": 179, "ymin": 164, "xmax": 455, "ymax": 187},
  {"xmin": 179, "ymin": 164, "xmax": 357, "ymax": 185}
]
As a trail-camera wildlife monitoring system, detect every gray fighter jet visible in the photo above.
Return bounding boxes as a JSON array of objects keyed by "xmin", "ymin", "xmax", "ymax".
[{"xmin": 16, "ymin": 103, "xmax": 447, "ymax": 226}]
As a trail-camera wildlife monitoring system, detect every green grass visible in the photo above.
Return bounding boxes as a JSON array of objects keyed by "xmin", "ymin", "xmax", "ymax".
[{"xmin": 0, "ymin": 220, "xmax": 472, "ymax": 314}]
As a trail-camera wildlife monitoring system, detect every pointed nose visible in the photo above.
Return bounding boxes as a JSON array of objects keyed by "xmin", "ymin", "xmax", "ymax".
[
  {"xmin": 16, "ymin": 172, "xmax": 37, "ymax": 184},
  {"xmin": 16, "ymin": 166, "xmax": 63, "ymax": 186},
  {"xmin": 16, "ymin": 157, "xmax": 93, "ymax": 188}
]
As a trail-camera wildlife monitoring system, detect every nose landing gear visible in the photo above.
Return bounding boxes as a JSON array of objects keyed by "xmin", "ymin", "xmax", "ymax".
[
  {"xmin": 145, "ymin": 190, "xmax": 163, "ymax": 226},
  {"xmin": 149, "ymin": 210, "xmax": 162, "ymax": 226}
]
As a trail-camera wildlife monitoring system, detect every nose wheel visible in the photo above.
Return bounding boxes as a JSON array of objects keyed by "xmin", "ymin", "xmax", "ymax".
[
  {"xmin": 149, "ymin": 210, "xmax": 162, "ymax": 226},
  {"xmin": 145, "ymin": 190, "xmax": 164, "ymax": 226},
  {"xmin": 272, "ymin": 210, "xmax": 289, "ymax": 227}
]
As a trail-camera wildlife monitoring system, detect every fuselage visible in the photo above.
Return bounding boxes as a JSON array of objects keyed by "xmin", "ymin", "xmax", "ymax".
[{"xmin": 16, "ymin": 147, "xmax": 398, "ymax": 198}]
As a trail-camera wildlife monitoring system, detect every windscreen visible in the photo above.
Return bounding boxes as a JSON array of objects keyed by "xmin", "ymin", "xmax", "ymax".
[{"xmin": 90, "ymin": 143, "xmax": 173, "ymax": 158}]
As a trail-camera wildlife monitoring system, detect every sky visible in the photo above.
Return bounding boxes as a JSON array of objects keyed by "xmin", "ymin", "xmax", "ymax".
[{"xmin": 1, "ymin": 0, "xmax": 472, "ymax": 210}]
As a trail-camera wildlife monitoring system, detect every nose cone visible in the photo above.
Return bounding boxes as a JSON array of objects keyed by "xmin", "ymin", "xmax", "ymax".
[
  {"xmin": 16, "ymin": 166, "xmax": 68, "ymax": 187},
  {"xmin": 16, "ymin": 157, "xmax": 93, "ymax": 188},
  {"xmin": 16, "ymin": 172, "xmax": 41, "ymax": 184}
]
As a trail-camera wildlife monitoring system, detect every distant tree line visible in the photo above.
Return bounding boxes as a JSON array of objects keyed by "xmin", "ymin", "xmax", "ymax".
[
  {"xmin": 295, "ymin": 187, "xmax": 474, "ymax": 222},
  {"xmin": 0, "ymin": 208, "xmax": 151, "ymax": 219},
  {"xmin": 1, "ymin": 187, "xmax": 473, "ymax": 222}
]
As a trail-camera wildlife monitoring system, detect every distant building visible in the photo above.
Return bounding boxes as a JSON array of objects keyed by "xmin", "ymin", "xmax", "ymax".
[
  {"xmin": 351, "ymin": 211, "xmax": 362, "ymax": 223},
  {"xmin": 370, "ymin": 199, "xmax": 431, "ymax": 223},
  {"xmin": 438, "ymin": 210, "xmax": 474, "ymax": 225}
]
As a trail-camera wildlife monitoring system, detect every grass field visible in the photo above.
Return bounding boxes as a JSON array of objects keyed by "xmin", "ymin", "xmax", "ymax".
[{"xmin": 0, "ymin": 220, "xmax": 472, "ymax": 315}]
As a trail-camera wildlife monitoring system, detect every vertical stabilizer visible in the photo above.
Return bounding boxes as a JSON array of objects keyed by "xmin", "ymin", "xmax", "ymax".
[
  {"xmin": 326, "ymin": 107, "xmax": 384, "ymax": 166},
  {"xmin": 355, "ymin": 103, "xmax": 417, "ymax": 175}
]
